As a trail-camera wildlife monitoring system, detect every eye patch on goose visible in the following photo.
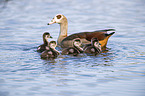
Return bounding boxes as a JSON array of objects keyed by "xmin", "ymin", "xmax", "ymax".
[{"xmin": 56, "ymin": 15, "xmax": 62, "ymax": 19}]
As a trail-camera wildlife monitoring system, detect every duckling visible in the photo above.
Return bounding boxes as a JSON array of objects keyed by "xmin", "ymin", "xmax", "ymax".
[
  {"xmin": 37, "ymin": 32, "xmax": 52, "ymax": 53},
  {"xmin": 83, "ymin": 38, "xmax": 101, "ymax": 55},
  {"xmin": 61, "ymin": 38, "xmax": 83, "ymax": 56},
  {"xmin": 48, "ymin": 14, "xmax": 115, "ymax": 48},
  {"xmin": 41, "ymin": 41, "xmax": 59, "ymax": 59}
]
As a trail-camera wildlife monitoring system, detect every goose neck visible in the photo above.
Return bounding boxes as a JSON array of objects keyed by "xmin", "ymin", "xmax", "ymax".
[
  {"xmin": 60, "ymin": 21, "xmax": 68, "ymax": 36},
  {"xmin": 57, "ymin": 21, "xmax": 68, "ymax": 45}
]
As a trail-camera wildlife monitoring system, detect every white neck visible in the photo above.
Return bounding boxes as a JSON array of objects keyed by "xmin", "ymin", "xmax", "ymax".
[
  {"xmin": 74, "ymin": 44, "xmax": 84, "ymax": 52},
  {"xmin": 57, "ymin": 19, "xmax": 68, "ymax": 45},
  {"xmin": 94, "ymin": 43, "xmax": 101, "ymax": 51},
  {"xmin": 52, "ymin": 47, "xmax": 59, "ymax": 55}
]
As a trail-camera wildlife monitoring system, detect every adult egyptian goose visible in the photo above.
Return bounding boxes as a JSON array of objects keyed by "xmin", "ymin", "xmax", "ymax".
[
  {"xmin": 41, "ymin": 41, "xmax": 59, "ymax": 59},
  {"xmin": 83, "ymin": 38, "xmax": 102, "ymax": 55},
  {"xmin": 48, "ymin": 14, "xmax": 115, "ymax": 48},
  {"xmin": 61, "ymin": 38, "xmax": 83, "ymax": 56},
  {"xmin": 37, "ymin": 32, "xmax": 52, "ymax": 53}
]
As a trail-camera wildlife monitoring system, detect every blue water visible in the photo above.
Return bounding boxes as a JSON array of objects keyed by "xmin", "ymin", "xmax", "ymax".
[{"xmin": 0, "ymin": 0, "xmax": 145, "ymax": 96}]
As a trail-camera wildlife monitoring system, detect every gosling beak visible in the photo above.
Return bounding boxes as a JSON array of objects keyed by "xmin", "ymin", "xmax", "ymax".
[{"xmin": 50, "ymin": 36, "xmax": 53, "ymax": 38}]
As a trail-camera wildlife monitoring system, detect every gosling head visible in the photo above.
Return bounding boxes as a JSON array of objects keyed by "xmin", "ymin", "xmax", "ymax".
[
  {"xmin": 73, "ymin": 38, "xmax": 82, "ymax": 47},
  {"xmin": 43, "ymin": 32, "xmax": 52, "ymax": 40},
  {"xmin": 91, "ymin": 38, "xmax": 100, "ymax": 48},
  {"xmin": 48, "ymin": 14, "xmax": 67, "ymax": 25},
  {"xmin": 49, "ymin": 41, "xmax": 57, "ymax": 49}
]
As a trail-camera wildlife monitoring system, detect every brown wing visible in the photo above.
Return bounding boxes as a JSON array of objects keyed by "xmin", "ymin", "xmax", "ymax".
[
  {"xmin": 61, "ymin": 29, "xmax": 115, "ymax": 48},
  {"xmin": 41, "ymin": 50, "xmax": 53, "ymax": 59},
  {"xmin": 37, "ymin": 44, "xmax": 48, "ymax": 53},
  {"xmin": 84, "ymin": 46, "xmax": 95, "ymax": 54},
  {"xmin": 62, "ymin": 29, "xmax": 115, "ymax": 41},
  {"xmin": 84, "ymin": 46, "xmax": 101, "ymax": 54},
  {"xmin": 85, "ymin": 32, "xmax": 106, "ymax": 41}
]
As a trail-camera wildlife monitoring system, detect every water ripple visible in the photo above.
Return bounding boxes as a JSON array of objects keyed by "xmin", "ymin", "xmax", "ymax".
[{"xmin": 0, "ymin": 0, "xmax": 145, "ymax": 96}]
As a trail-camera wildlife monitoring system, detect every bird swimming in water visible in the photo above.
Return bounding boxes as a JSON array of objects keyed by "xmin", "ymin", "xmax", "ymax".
[
  {"xmin": 83, "ymin": 38, "xmax": 101, "ymax": 55},
  {"xmin": 41, "ymin": 41, "xmax": 59, "ymax": 59},
  {"xmin": 61, "ymin": 38, "xmax": 83, "ymax": 56},
  {"xmin": 48, "ymin": 14, "xmax": 115, "ymax": 48},
  {"xmin": 37, "ymin": 32, "xmax": 52, "ymax": 53}
]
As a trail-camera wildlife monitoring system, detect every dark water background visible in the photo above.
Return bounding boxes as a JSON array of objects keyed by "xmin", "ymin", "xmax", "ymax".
[{"xmin": 0, "ymin": 0, "xmax": 145, "ymax": 96}]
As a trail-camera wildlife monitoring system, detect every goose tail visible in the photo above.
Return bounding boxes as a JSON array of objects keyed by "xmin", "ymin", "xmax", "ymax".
[
  {"xmin": 99, "ymin": 31, "xmax": 115, "ymax": 48},
  {"xmin": 105, "ymin": 32, "xmax": 115, "ymax": 36},
  {"xmin": 104, "ymin": 29, "xmax": 116, "ymax": 32},
  {"xmin": 105, "ymin": 32, "xmax": 115, "ymax": 37},
  {"xmin": 94, "ymin": 29, "xmax": 115, "ymax": 32}
]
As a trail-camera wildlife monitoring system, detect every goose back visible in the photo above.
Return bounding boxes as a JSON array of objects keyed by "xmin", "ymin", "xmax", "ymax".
[{"xmin": 61, "ymin": 30, "xmax": 115, "ymax": 48}]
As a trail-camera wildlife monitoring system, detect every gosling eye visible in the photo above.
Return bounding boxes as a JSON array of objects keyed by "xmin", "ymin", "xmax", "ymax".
[{"xmin": 45, "ymin": 35, "xmax": 49, "ymax": 38}]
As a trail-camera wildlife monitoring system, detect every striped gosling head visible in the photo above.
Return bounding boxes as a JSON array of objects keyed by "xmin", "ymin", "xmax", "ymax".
[
  {"xmin": 43, "ymin": 32, "xmax": 52, "ymax": 40},
  {"xmin": 49, "ymin": 41, "xmax": 57, "ymax": 49},
  {"xmin": 73, "ymin": 38, "xmax": 82, "ymax": 47},
  {"xmin": 91, "ymin": 38, "xmax": 100, "ymax": 48}
]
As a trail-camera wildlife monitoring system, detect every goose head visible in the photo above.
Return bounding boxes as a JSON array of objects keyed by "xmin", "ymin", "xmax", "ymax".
[
  {"xmin": 48, "ymin": 14, "xmax": 67, "ymax": 25},
  {"xmin": 49, "ymin": 41, "xmax": 57, "ymax": 49}
]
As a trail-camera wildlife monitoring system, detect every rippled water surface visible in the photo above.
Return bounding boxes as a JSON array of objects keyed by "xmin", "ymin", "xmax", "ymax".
[{"xmin": 0, "ymin": 0, "xmax": 145, "ymax": 96}]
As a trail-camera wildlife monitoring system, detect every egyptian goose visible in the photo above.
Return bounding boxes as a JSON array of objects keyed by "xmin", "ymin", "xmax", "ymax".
[
  {"xmin": 61, "ymin": 38, "xmax": 83, "ymax": 56},
  {"xmin": 37, "ymin": 32, "xmax": 52, "ymax": 53},
  {"xmin": 41, "ymin": 41, "xmax": 59, "ymax": 59},
  {"xmin": 48, "ymin": 14, "xmax": 115, "ymax": 48},
  {"xmin": 83, "ymin": 38, "xmax": 102, "ymax": 55}
]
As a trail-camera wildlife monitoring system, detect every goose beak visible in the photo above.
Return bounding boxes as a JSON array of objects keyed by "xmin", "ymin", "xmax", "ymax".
[
  {"xmin": 47, "ymin": 21, "xmax": 55, "ymax": 25},
  {"xmin": 47, "ymin": 19, "xmax": 56, "ymax": 25}
]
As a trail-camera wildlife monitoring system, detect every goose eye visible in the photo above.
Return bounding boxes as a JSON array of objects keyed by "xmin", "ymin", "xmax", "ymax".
[{"xmin": 56, "ymin": 15, "xmax": 62, "ymax": 19}]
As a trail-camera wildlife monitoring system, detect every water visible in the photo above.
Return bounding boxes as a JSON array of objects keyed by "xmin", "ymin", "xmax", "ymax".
[{"xmin": 0, "ymin": 0, "xmax": 145, "ymax": 96}]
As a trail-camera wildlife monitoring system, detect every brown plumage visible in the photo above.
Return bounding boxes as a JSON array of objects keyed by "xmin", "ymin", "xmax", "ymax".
[
  {"xmin": 48, "ymin": 14, "xmax": 115, "ymax": 48},
  {"xmin": 37, "ymin": 32, "xmax": 52, "ymax": 53},
  {"xmin": 61, "ymin": 30, "xmax": 115, "ymax": 48},
  {"xmin": 83, "ymin": 38, "xmax": 102, "ymax": 55},
  {"xmin": 61, "ymin": 38, "xmax": 83, "ymax": 56},
  {"xmin": 41, "ymin": 41, "xmax": 59, "ymax": 59}
]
